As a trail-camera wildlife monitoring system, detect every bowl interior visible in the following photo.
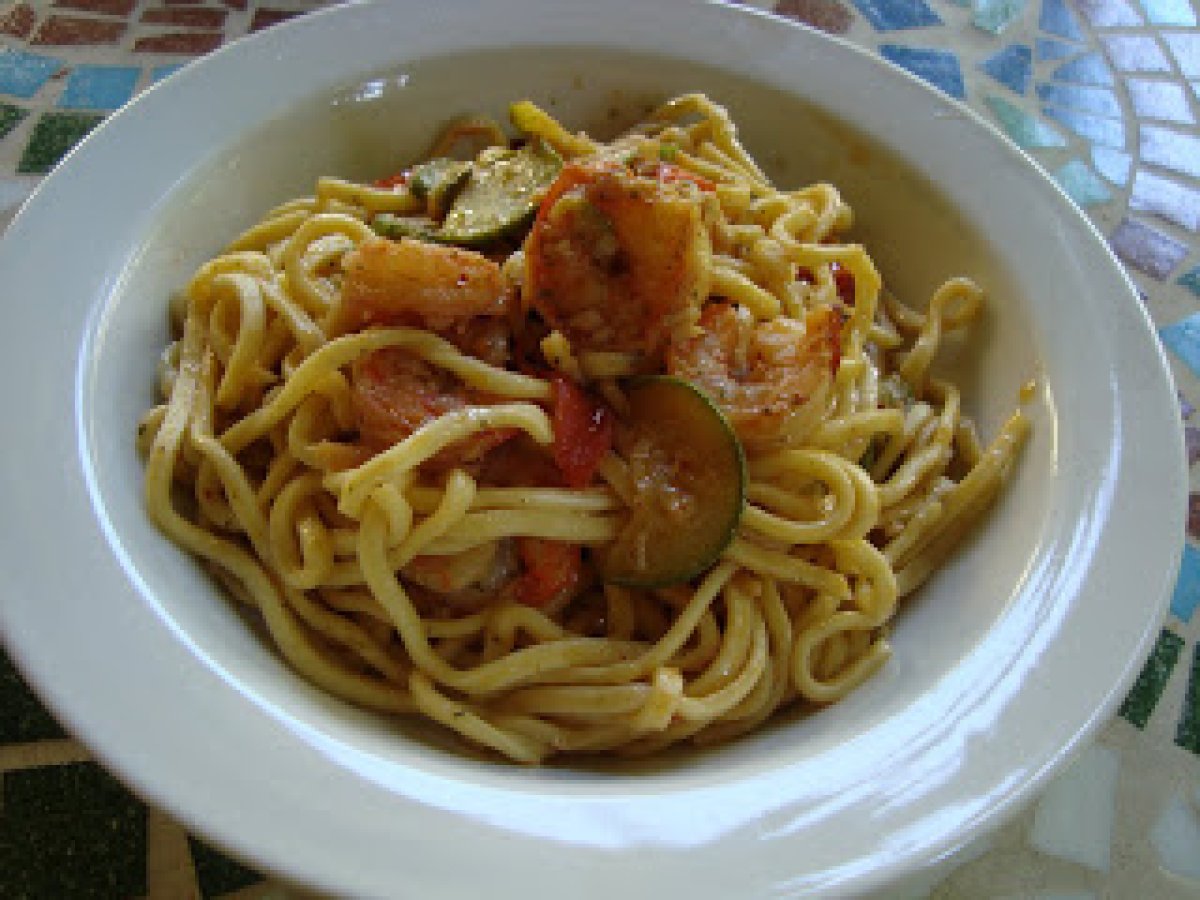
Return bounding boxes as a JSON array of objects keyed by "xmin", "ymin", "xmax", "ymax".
[{"xmin": 83, "ymin": 45, "xmax": 1047, "ymax": 785}]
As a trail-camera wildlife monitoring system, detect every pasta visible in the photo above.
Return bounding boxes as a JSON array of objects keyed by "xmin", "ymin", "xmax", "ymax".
[{"xmin": 138, "ymin": 94, "xmax": 1029, "ymax": 763}]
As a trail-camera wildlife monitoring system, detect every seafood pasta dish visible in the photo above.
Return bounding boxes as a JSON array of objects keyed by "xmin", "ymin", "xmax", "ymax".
[{"xmin": 138, "ymin": 94, "xmax": 1028, "ymax": 763}]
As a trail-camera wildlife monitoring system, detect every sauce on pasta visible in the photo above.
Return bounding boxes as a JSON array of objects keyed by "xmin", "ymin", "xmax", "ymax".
[{"xmin": 138, "ymin": 94, "xmax": 1029, "ymax": 763}]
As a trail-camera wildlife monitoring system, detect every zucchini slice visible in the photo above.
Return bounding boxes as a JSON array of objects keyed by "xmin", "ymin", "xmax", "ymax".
[
  {"xmin": 370, "ymin": 213, "xmax": 440, "ymax": 242},
  {"xmin": 439, "ymin": 141, "xmax": 562, "ymax": 246},
  {"xmin": 408, "ymin": 157, "xmax": 471, "ymax": 218},
  {"xmin": 602, "ymin": 376, "xmax": 746, "ymax": 587}
]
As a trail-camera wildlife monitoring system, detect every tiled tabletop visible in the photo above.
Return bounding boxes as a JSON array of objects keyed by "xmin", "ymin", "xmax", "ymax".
[{"xmin": 0, "ymin": 0, "xmax": 1198, "ymax": 897}]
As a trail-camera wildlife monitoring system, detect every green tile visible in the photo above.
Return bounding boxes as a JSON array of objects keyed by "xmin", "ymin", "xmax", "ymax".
[
  {"xmin": 0, "ymin": 647, "xmax": 67, "ymax": 744},
  {"xmin": 984, "ymin": 94, "xmax": 1068, "ymax": 148},
  {"xmin": 16, "ymin": 111, "xmax": 103, "ymax": 175},
  {"xmin": 0, "ymin": 102, "xmax": 26, "ymax": 141},
  {"xmin": 973, "ymin": 0, "xmax": 1028, "ymax": 34},
  {"xmin": 1176, "ymin": 641, "xmax": 1200, "ymax": 754},
  {"xmin": 1119, "ymin": 628, "xmax": 1184, "ymax": 728},
  {"xmin": 1052, "ymin": 159, "xmax": 1113, "ymax": 206},
  {"xmin": 2, "ymin": 761, "xmax": 137, "ymax": 819},
  {"xmin": 0, "ymin": 763, "xmax": 146, "ymax": 899},
  {"xmin": 1179, "ymin": 265, "xmax": 1200, "ymax": 297},
  {"xmin": 189, "ymin": 835, "xmax": 263, "ymax": 898}
]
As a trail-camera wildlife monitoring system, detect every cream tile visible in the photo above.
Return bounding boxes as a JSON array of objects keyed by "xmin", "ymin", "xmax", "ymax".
[{"xmin": 1029, "ymin": 744, "xmax": 1120, "ymax": 873}]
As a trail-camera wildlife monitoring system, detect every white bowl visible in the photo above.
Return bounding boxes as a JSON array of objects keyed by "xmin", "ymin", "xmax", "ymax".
[{"xmin": 0, "ymin": 1, "xmax": 1185, "ymax": 896}]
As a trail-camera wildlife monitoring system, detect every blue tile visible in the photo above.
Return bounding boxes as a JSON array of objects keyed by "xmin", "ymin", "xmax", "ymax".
[
  {"xmin": 150, "ymin": 64, "xmax": 183, "ymax": 84},
  {"xmin": 1043, "ymin": 105, "xmax": 1126, "ymax": 146},
  {"xmin": 1111, "ymin": 217, "xmax": 1188, "ymax": 279},
  {"xmin": 1137, "ymin": 0, "xmax": 1197, "ymax": 24},
  {"xmin": 1160, "ymin": 314, "xmax": 1200, "ymax": 375},
  {"xmin": 1103, "ymin": 34, "xmax": 1172, "ymax": 72},
  {"xmin": 1092, "ymin": 145, "xmax": 1132, "ymax": 185},
  {"xmin": 1127, "ymin": 79, "xmax": 1194, "ymax": 124},
  {"xmin": 1163, "ymin": 33, "xmax": 1200, "ymax": 79},
  {"xmin": 1179, "ymin": 266, "xmax": 1200, "ymax": 297},
  {"xmin": 1039, "ymin": 0, "xmax": 1085, "ymax": 40},
  {"xmin": 851, "ymin": 0, "xmax": 942, "ymax": 30},
  {"xmin": 1141, "ymin": 125, "xmax": 1200, "ymax": 179},
  {"xmin": 1037, "ymin": 82, "xmax": 1122, "ymax": 117},
  {"xmin": 973, "ymin": 0, "xmax": 1028, "ymax": 33},
  {"xmin": 980, "ymin": 44, "xmax": 1033, "ymax": 93},
  {"xmin": 880, "ymin": 45, "xmax": 965, "ymax": 98},
  {"xmin": 1037, "ymin": 38, "xmax": 1079, "ymax": 61},
  {"xmin": 1075, "ymin": 0, "xmax": 1143, "ymax": 25},
  {"xmin": 1052, "ymin": 159, "xmax": 1113, "ymax": 205},
  {"xmin": 1052, "ymin": 51, "xmax": 1115, "ymax": 85},
  {"xmin": 0, "ymin": 50, "xmax": 62, "ymax": 101},
  {"xmin": 58, "ymin": 65, "xmax": 139, "ymax": 112},
  {"xmin": 987, "ymin": 94, "xmax": 1069, "ymax": 147},
  {"xmin": 1180, "ymin": 392, "xmax": 1196, "ymax": 420},
  {"xmin": 1167, "ymin": 542, "xmax": 1200, "ymax": 623},
  {"xmin": 1131, "ymin": 169, "xmax": 1200, "ymax": 231}
]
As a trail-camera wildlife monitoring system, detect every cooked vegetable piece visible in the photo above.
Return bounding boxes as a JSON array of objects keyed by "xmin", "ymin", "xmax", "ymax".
[
  {"xmin": 511, "ymin": 538, "xmax": 583, "ymax": 608},
  {"xmin": 438, "ymin": 141, "xmax": 562, "ymax": 245},
  {"xmin": 408, "ymin": 157, "xmax": 471, "ymax": 217},
  {"xmin": 550, "ymin": 375, "xmax": 614, "ymax": 488},
  {"xmin": 602, "ymin": 377, "xmax": 746, "ymax": 587},
  {"xmin": 370, "ymin": 213, "xmax": 441, "ymax": 242}
]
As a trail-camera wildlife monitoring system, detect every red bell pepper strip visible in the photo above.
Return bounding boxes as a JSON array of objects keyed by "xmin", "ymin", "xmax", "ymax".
[{"xmin": 549, "ymin": 374, "xmax": 614, "ymax": 489}]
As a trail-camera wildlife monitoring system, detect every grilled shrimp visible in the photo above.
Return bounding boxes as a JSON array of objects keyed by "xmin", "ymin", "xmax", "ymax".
[
  {"xmin": 340, "ymin": 236, "xmax": 507, "ymax": 329},
  {"xmin": 350, "ymin": 346, "xmax": 515, "ymax": 469},
  {"xmin": 524, "ymin": 160, "xmax": 713, "ymax": 358},
  {"xmin": 667, "ymin": 302, "xmax": 843, "ymax": 446},
  {"xmin": 338, "ymin": 235, "xmax": 517, "ymax": 469}
]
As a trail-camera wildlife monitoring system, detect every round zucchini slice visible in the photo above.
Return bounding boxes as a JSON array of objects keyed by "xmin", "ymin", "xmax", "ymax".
[
  {"xmin": 602, "ymin": 376, "xmax": 746, "ymax": 587},
  {"xmin": 439, "ymin": 141, "xmax": 562, "ymax": 246},
  {"xmin": 408, "ymin": 158, "xmax": 471, "ymax": 218}
]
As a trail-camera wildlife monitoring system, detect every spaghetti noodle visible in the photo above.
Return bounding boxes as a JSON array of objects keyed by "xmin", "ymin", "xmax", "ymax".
[{"xmin": 139, "ymin": 94, "xmax": 1029, "ymax": 763}]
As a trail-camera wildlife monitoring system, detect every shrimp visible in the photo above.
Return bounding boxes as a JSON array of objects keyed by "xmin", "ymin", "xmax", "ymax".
[
  {"xmin": 524, "ymin": 160, "xmax": 713, "ymax": 358},
  {"xmin": 339, "ymin": 237, "xmax": 518, "ymax": 466},
  {"xmin": 403, "ymin": 542, "xmax": 508, "ymax": 594},
  {"xmin": 340, "ymin": 236, "xmax": 507, "ymax": 329},
  {"xmin": 350, "ymin": 345, "xmax": 515, "ymax": 469},
  {"xmin": 404, "ymin": 537, "xmax": 583, "ymax": 612},
  {"xmin": 339, "ymin": 236, "xmax": 514, "ymax": 367},
  {"xmin": 667, "ymin": 302, "xmax": 843, "ymax": 446},
  {"xmin": 403, "ymin": 540, "xmax": 521, "ymax": 616}
]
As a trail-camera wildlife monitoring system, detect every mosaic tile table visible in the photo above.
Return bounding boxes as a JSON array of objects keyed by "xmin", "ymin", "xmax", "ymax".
[{"xmin": 0, "ymin": 0, "xmax": 1198, "ymax": 896}]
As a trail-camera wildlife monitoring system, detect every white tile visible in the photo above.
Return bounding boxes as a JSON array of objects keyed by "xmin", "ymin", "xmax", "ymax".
[
  {"xmin": 1028, "ymin": 744, "xmax": 1120, "ymax": 873},
  {"xmin": 0, "ymin": 175, "xmax": 37, "ymax": 235},
  {"xmin": 1091, "ymin": 146, "xmax": 1132, "ymax": 185},
  {"xmin": 1140, "ymin": 124, "xmax": 1200, "ymax": 179},
  {"xmin": 1151, "ymin": 794, "xmax": 1200, "ymax": 881}
]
